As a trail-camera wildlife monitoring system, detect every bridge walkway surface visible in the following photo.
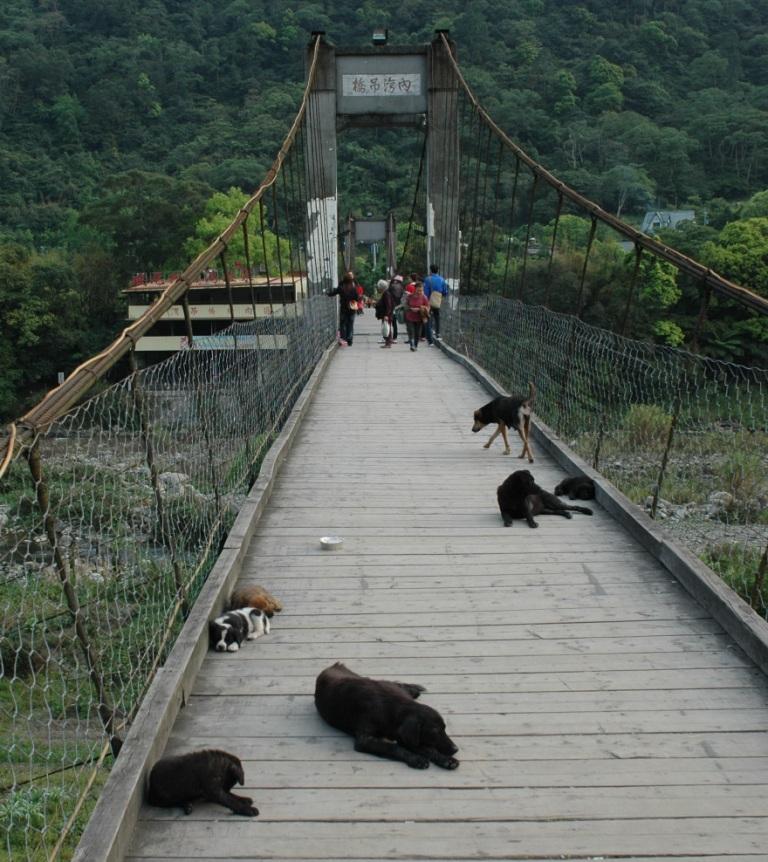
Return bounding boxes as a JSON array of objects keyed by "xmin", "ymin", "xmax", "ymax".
[{"xmin": 126, "ymin": 314, "xmax": 768, "ymax": 861}]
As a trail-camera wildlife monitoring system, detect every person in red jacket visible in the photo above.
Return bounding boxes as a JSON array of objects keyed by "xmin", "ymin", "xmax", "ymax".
[{"xmin": 404, "ymin": 282, "xmax": 430, "ymax": 351}]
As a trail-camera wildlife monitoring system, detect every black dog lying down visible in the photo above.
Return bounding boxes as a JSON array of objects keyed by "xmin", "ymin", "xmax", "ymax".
[
  {"xmin": 554, "ymin": 475, "xmax": 596, "ymax": 500},
  {"xmin": 147, "ymin": 749, "xmax": 258, "ymax": 816},
  {"xmin": 315, "ymin": 662, "xmax": 459, "ymax": 770},
  {"xmin": 497, "ymin": 469, "xmax": 593, "ymax": 528}
]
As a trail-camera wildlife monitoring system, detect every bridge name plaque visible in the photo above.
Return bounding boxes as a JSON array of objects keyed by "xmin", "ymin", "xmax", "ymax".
[
  {"xmin": 342, "ymin": 74, "xmax": 421, "ymax": 97},
  {"xmin": 336, "ymin": 53, "xmax": 427, "ymax": 115}
]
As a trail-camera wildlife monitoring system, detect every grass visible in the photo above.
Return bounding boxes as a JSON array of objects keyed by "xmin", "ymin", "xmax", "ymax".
[
  {"xmin": 703, "ymin": 544, "xmax": 767, "ymax": 613},
  {"xmin": 0, "ymin": 765, "xmax": 108, "ymax": 861}
]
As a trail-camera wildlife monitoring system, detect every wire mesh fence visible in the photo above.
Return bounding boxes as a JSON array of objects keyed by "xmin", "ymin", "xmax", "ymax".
[
  {"xmin": 0, "ymin": 298, "xmax": 334, "ymax": 860},
  {"xmin": 443, "ymin": 294, "xmax": 768, "ymax": 617}
]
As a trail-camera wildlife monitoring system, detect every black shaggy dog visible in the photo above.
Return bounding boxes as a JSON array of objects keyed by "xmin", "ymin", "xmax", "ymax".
[
  {"xmin": 314, "ymin": 662, "xmax": 459, "ymax": 770},
  {"xmin": 497, "ymin": 469, "xmax": 593, "ymax": 528},
  {"xmin": 554, "ymin": 475, "xmax": 596, "ymax": 501},
  {"xmin": 147, "ymin": 749, "xmax": 258, "ymax": 816}
]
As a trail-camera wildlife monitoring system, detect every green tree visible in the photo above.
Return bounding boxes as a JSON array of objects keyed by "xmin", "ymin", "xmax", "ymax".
[
  {"xmin": 81, "ymin": 170, "xmax": 212, "ymax": 277},
  {"xmin": 600, "ymin": 164, "xmax": 655, "ymax": 217},
  {"xmin": 0, "ymin": 245, "xmax": 88, "ymax": 419},
  {"xmin": 702, "ymin": 218, "xmax": 768, "ymax": 296},
  {"xmin": 184, "ymin": 187, "xmax": 292, "ymax": 276},
  {"xmin": 740, "ymin": 189, "xmax": 768, "ymax": 219}
]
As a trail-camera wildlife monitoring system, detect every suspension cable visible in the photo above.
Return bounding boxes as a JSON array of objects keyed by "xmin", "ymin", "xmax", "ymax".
[{"xmin": 437, "ymin": 32, "xmax": 768, "ymax": 317}]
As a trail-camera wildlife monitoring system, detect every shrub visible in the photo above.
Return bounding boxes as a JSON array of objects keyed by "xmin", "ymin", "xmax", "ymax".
[
  {"xmin": 623, "ymin": 403, "xmax": 672, "ymax": 448},
  {"xmin": 703, "ymin": 544, "xmax": 766, "ymax": 611}
]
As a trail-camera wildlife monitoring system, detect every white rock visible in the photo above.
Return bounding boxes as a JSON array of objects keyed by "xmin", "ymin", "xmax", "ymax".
[{"xmin": 158, "ymin": 472, "xmax": 191, "ymax": 498}]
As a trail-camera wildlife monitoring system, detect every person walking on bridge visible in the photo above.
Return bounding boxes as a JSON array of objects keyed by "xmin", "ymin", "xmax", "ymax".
[
  {"xmin": 405, "ymin": 281, "xmax": 430, "ymax": 351},
  {"xmin": 389, "ymin": 275, "xmax": 405, "ymax": 342},
  {"xmin": 327, "ymin": 273, "xmax": 359, "ymax": 346},
  {"xmin": 423, "ymin": 263, "xmax": 448, "ymax": 340}
]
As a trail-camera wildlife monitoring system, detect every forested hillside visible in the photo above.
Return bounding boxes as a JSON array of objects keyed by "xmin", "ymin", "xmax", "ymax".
[{"xmin": 1, "ymin": 0, "xmax": 767, "ymax": 417}]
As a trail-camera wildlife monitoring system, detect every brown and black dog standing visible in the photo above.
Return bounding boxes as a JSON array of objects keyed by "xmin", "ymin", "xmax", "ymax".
[{"xmin": 472, "ymin": 382, "xmax": 535, "ymax": 461}]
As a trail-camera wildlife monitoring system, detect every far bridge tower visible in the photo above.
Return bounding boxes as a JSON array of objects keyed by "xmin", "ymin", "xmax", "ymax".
[{"xmin": 305, "ymin": 32, "xmax": 459, "ymax": 294}]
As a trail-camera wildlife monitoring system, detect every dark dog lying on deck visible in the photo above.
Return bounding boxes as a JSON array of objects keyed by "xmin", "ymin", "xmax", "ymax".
[
  {"xmin": 472, "ymin": 382, "xmax": 535, "ymax": 461},
  {"xmin": 554, "ymin": 475, "xmax": 596, "ymax": 500},
  {"xmin": 497, "ymin": 469, "xmax": 593, "ymax": 528},
  {"xmin": 147, "ymin": 749, "xmax": 258, "ymax": 816},
  {"xmin": 314, "ymin": 662, "xmax": 459, "ymax": 770}
]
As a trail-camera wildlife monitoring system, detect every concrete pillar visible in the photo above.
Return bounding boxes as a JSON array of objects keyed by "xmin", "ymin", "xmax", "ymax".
[
  {"xmin": 427, "ymin": 34, "xmax": 460, "ymax": 298},
  {"xmin": 305, "ymin": 36, "xmax": 338, "ymax": 296},
  {"xmin": 386, "ymin": 211, "xmax": 397, "ymax": 277},
  {"xmin": 343, "ymin": 213, "xmax": 356, "ymax": 272}
]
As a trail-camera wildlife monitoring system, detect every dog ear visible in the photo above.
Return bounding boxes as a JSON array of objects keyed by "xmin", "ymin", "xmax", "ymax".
[{"xmin": 397, "ymin": 712, "xmax": 421, "ymax": 749}]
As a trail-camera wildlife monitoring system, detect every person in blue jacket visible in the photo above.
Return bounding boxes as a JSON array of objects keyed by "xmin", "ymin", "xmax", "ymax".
[{"xmin": 423, "ymin": 264, "xmax": 449, "ymax": 341}]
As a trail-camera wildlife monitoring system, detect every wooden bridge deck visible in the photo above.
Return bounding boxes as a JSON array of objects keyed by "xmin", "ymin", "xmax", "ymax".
[{"xmin": 127, "ymin": 315, "xmax": 768, "ymax": 861}]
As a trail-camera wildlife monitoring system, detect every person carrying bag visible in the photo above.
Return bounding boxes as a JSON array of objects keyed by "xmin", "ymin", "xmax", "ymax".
[{"xmin": 423, "ymin": 263, "xmax": 449, "ymax": 341}]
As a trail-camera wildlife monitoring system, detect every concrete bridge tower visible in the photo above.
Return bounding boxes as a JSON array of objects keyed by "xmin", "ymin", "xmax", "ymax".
[{"xmin": 305, "ymin": 32, "xmax": 459, "ymax": 293}]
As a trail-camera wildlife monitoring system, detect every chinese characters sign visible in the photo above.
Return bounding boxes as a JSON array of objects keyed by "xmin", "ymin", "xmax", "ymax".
[{"xmin": 342, "ymin": 74, "xmax": 421, "ymax": 97}]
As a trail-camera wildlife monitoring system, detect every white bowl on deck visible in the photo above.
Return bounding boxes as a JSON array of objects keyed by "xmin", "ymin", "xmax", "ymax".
[{"xmin": 320, "ymin": 535, "xmax": 344, "ymax": 550}]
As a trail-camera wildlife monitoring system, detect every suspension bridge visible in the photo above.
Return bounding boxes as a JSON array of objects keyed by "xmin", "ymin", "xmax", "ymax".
[{"xmin": 1, "ymin": 32, "xmax": 768, "ymax": 862}]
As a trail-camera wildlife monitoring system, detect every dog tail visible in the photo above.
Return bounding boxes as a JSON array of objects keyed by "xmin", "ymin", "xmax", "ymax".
[{"xmin": 527, "ymin": 381, "xmax": 536, "ymax": 403}]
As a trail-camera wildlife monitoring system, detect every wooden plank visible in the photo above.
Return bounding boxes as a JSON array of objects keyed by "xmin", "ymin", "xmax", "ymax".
[
  {"xmin": 246, "ymin": 537, "xmax": 644, "ymax": 555},
  {"xmin": 172, "ymin": 706, "xmax": 768, "ymax": 737},
  {"xmin": 182, "ymin": 689, "xmax": 768, "ymax": 715},
  {"xmin": 250, "ymin": 607, "xmax": 714, "ymax": 627},
  {"xmin": 126, "ymin": 818, "xmax": 768, "ymax": 858},
  {"xmin": 194, "ymin": 667, "xmax": 764, "ymax": 696},
  {"xmin": 162, "ymin": 732, "xmax": 768, "ymax": 762},
  {"xmin": 129, "ymin": 857, "xmax": 766, "ymax": 862},
  {"xmin": 199, "ymin": 617, "xmax": 726, "ymax": 645},
  {"xmin": 190, "ymin": 632, "xmax": 734, "ymax": 659},
  {"xmin": 242, "ymin": 549, "xmax": 662, "ymax": 566},
  {"xmin": 231, "ymin": 584, "xmax": 688, "ymax": 607},
  {"xmin": 188, "ymin": 652, "xmax": 754, "ymax": 676},
  {"xmin": 137, "ymin": 784, "xmax": 768, "ymax": 821},
  {"xmin": 135, "ymin": 756, "xmax": 768, "ymax": 790},
  {"xmin": 250, "ymin": 572, "xmax": 674, "ymax": 591}
]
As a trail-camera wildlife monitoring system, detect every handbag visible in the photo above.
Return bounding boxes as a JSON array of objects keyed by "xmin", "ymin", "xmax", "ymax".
[
  {"xmin": 429, "ymin": 291, "xmax": 443, "ymax": 309},
  {"xmin": 380, "ymin": 319, "xmax": 391, "ymax": 339},
  {"xmin": 348, "ymin": 300, "xmax": 358, "ymax": 312}
]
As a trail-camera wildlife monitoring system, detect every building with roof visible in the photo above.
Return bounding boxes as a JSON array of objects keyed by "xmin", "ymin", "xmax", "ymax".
[{"xmin": 640, "ymin": 210, "xmax": 696, "ymax": 235}]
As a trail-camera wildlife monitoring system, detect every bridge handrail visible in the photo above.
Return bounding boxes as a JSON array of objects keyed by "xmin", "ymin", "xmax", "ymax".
[{"xmin": 439, "ymin": 33, "xmax": 768, "ymax": 318}]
